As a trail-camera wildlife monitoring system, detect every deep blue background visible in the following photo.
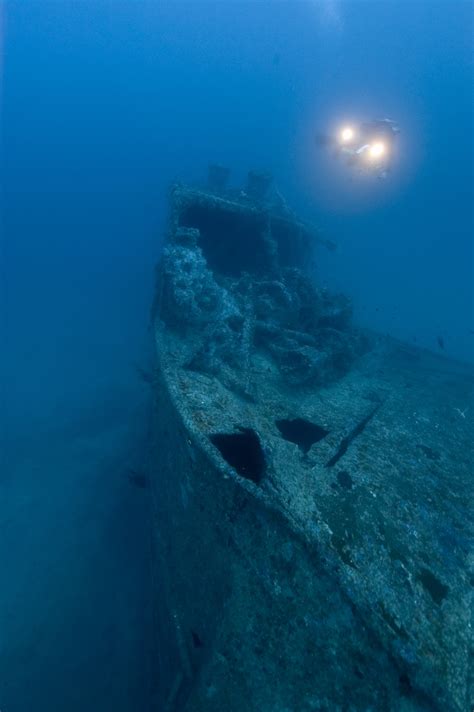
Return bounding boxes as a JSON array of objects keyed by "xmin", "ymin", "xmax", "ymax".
[
  {"xmin": 1, "ymin": 2, "xmax": 473, "ymax": 710},
  {"xmin": 3, "ymin": 0, "xmax": 473, "ymax": 424}
]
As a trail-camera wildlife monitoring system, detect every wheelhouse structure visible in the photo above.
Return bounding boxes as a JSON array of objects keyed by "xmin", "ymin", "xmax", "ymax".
[{"xmin": 149, "ymin": 168, "xmax": 472, "ymax": 712}]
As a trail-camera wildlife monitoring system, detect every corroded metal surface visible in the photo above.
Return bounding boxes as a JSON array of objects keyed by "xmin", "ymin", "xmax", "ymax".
[{"xmin": 151, "ymin": 175, "xmax": 473, "ymax": 712}]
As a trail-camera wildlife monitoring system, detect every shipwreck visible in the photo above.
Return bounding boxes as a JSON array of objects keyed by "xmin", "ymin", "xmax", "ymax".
[{"xmin": 149, "ymin": 167, "xmax": 472, "ymax": 711}]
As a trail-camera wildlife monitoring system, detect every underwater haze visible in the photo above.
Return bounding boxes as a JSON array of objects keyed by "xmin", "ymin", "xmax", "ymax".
[{"xmin": 2, "ymin": 1, "xmax": 473, "ymax": 711}]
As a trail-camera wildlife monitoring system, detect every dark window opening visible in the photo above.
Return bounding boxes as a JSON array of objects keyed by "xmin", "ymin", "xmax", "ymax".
[
  {"xmin": 180, "ymin": 204, "xmax": 267, "ymax": 277},
  {"xmin": 276, "ymin": 418, "xmax": 329, "ymax": 454},
  {"xmin": 399, "ymin": 673, "xmax": 412, "ymax": 695},
  {"xmin": 191, "ymin": 630, "xmax": 203, "ymax": 649},
  {"xmin": 210, "ymin": 428, "xmax": 265, "ymax": 483},
  {"xmin": 272, "ymin": 219, "xmax": 310, "ymax": 268},
  {"xmin": 417, "ymin": 568, "xmax": 449, "ymax": 605}
]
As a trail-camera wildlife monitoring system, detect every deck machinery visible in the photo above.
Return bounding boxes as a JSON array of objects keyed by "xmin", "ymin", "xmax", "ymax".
[{"xmin": 149, "ymin": 169, "xmax": 472, "ymax": 712}]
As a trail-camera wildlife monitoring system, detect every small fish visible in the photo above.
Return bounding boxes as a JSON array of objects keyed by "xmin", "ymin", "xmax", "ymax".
[
  {"xmin": 437, "ymin": 335, "xmax": 445, "ymax": 350},
  {"xmin": 127, "ymin": 469, "xmax": 149, "ymax": 489},
  {"xmin": 133, "ymin": 363, "xmax": 154, "ymax": 385}
]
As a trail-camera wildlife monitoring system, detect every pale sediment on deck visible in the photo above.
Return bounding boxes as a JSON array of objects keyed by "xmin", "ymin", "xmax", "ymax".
[{"xmin": 150, "ymin": 173, "xmax": 473, "ymax": 712}]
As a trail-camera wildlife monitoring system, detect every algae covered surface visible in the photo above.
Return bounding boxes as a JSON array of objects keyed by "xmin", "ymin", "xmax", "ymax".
[{"xmin": 150, "ymin": 177, "xmax": 473, "ymax": 712}]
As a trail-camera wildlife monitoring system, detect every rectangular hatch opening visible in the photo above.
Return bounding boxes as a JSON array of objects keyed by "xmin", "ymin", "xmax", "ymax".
[
  {"xmin": 210, "ymin": 428, "xmax": 265, "ymax": 484},
  {"xmin": 276, "ymin": 418, "xmax": 329, "ymax": 454}
]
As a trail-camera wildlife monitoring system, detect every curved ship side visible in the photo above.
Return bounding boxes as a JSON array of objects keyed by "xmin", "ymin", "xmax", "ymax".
[{"xmin": 150, "ymin": 170, "xmax": 472, "ymax": 712}]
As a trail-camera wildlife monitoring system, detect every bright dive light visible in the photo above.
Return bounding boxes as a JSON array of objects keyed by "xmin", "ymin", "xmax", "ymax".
[
  {"xmin": 369, "ymin": 142, "xmax": 385, "ymax": 159},
  {"xmin": 340, "ymin": 126, "xmax": 354, "ymax": 142}
]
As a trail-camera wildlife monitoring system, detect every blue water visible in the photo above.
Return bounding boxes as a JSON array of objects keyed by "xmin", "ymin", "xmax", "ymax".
[{"xmin": 2, "ymin": 2, "xmax": 472, "ymax": 711}]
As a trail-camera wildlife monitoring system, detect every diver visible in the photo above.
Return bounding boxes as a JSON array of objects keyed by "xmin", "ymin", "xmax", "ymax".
[{"xmin": 316, "ymin": 117, "xmax": 400, "ymax": 179}]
